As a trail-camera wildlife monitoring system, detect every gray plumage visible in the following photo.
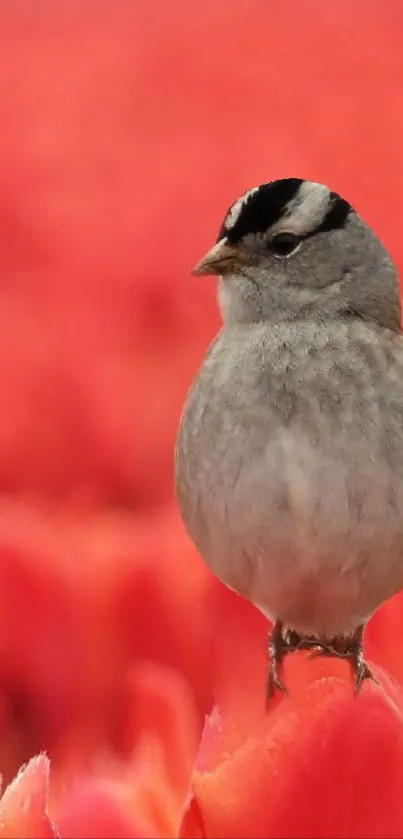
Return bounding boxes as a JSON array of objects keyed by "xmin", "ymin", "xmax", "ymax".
[{"xmin": 175, "ymin": 178, "xmax": 403, "ymax": 675}]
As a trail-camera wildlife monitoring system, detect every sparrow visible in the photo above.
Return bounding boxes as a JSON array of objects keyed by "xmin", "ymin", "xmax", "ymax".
[{"xmin": 175, "ymin": 177, "xmax": 403, "ymax": 699}]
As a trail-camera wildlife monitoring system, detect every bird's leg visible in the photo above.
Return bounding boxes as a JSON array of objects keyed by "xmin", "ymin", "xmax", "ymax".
[
  {"xmin": 308, "ymin": 624, "xmax": 378, "ymax": 694},
  {"xmin": 266, "ymin": 620, "xmax": 303, "ymax": 702},
  {"xmin": 267, "ymin": 619, "xmax": 288, "ymax": 702},
  {"xmin": 267, "ymin": 622, "xmax": 377, "ymax": 703},
  {"xmin": 349, "ymin": 626, "xmax": 377, "ymax": 694}
]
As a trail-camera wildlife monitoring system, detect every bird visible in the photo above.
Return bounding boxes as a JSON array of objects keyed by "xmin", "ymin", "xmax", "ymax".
[{"xmin": 175, "ymin": 177, "xmax": 403, "ymax": 700}]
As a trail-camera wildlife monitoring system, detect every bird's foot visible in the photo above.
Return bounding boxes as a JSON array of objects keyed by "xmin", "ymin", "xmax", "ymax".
[
  {"xmin": 303, "ymin": 625, "xmax": 378, "ymax": 694},
  {"xmin": 266, "ymin": 620, "xmax": 304, "ymax": 703},
  {"xmin": 267, "ymin": 622, "xmax": 377, "ymax": 703},
  {"xmin": 266, "ymin": 620, "xmax": 289, "ymax": 703}
]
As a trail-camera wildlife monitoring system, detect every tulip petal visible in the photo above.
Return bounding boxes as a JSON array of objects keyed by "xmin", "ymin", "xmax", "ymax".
[
  {"xmin": 0, "ymin": 755, "xmax": 57, "ymax": 839},
  {"xmin": 181, "ymin": 657, "xmax": 403, "ymax": 839}
]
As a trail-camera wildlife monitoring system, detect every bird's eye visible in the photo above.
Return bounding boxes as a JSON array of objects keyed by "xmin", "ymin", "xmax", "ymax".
[{"xmin": 269, "ymin": 232, "xmax": 301, "ymax": 257}]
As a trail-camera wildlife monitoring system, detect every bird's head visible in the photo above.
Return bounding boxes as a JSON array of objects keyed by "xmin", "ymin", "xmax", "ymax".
[{"xmin": 192, "ymin": 178, "xmax": 400, "ymax": 330}]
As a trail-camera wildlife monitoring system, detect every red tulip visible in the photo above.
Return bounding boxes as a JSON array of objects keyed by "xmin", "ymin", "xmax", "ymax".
[
  {"xmin": 180, "ymin": 659, "xmax": 403, "ymax": 839},
  {"xmin": 0, "ymin": 755, "xmax": 57, "ymax": 839},
  {"xmin": 177, "ymin": 583, "xmax": 403, "ymax": 839},
  {"xmin": 55, "ymin": 663, "xmax": 199, "ymax": 837},
  {"xmin": 0, "ymin": 1, "xmax": 402, "ymax": 837}
]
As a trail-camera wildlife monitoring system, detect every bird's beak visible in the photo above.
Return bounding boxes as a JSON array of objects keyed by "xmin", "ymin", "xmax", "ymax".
[{"xmin": 191, "ymin": 239, "xmax": 256, "ymax": 276}]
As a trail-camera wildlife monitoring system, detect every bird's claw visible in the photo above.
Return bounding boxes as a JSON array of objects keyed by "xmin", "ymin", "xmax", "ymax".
[
  {"xmin": 266, "ymin": 621, "xmax": 375, "ymax": 703},
  {"xmin": 266, "ymin": 619, "xmax": 291, "ymax": 704},
  {"xmin": 304, "ymin": 630, "xmax": 378, "ymax": 692},
  {"xmin": 354, "ymin": 659, "xmax": 378, "ymax": 694},
  {"xmin": 266, "ymin": 666, "xmax": 288, "ymax": 705}
]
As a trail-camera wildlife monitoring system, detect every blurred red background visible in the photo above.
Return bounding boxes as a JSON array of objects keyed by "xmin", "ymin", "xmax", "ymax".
[{"xmin": 0, "ymin": 1, "xmax": 403, "ymax": 836}]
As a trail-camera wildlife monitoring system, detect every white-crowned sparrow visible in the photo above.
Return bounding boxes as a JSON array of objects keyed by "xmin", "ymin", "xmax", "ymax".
[{"xmin": 175, "ymin": 178, "xmax": 403, "ymax": 698}]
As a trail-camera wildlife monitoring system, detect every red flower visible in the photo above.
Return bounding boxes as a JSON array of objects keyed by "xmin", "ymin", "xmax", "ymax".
[
  {"xmin": 181, "ymin": 659, "xmax": 403, "ymax": 838},
  {"xmin": 0, "ymin": 1, "xmax": 403, "ymax": 837},
  {"xmin": 0, "ymin": 501, "xmax": 208, "ymax": 835},
  {"xmin": 178, "ymin": 585, "xmax": 403, "ymax": 839},
  {"xmin": 55, "ymin": 663, "xmax": 200, "ymax": 837},
  {"xmin": 0, "ymin": 755, "xmax": 57, "ymax": 839}
]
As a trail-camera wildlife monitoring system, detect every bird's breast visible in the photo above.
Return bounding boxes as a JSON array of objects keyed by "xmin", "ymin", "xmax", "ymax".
[{"xmin": 175, "ymin": 321, "xmax": 403, "ymax": 635}]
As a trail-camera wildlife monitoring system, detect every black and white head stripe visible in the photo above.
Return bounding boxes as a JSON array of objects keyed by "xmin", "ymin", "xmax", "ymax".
[{"xmin": 216, "ymin": 179, "xmax": 353, "ymax": 244}]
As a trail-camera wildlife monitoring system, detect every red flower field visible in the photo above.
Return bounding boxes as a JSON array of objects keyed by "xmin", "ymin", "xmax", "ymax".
[{"xmin": 0, "ymin": 1, "xmax": 403, "ymax": 836}]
